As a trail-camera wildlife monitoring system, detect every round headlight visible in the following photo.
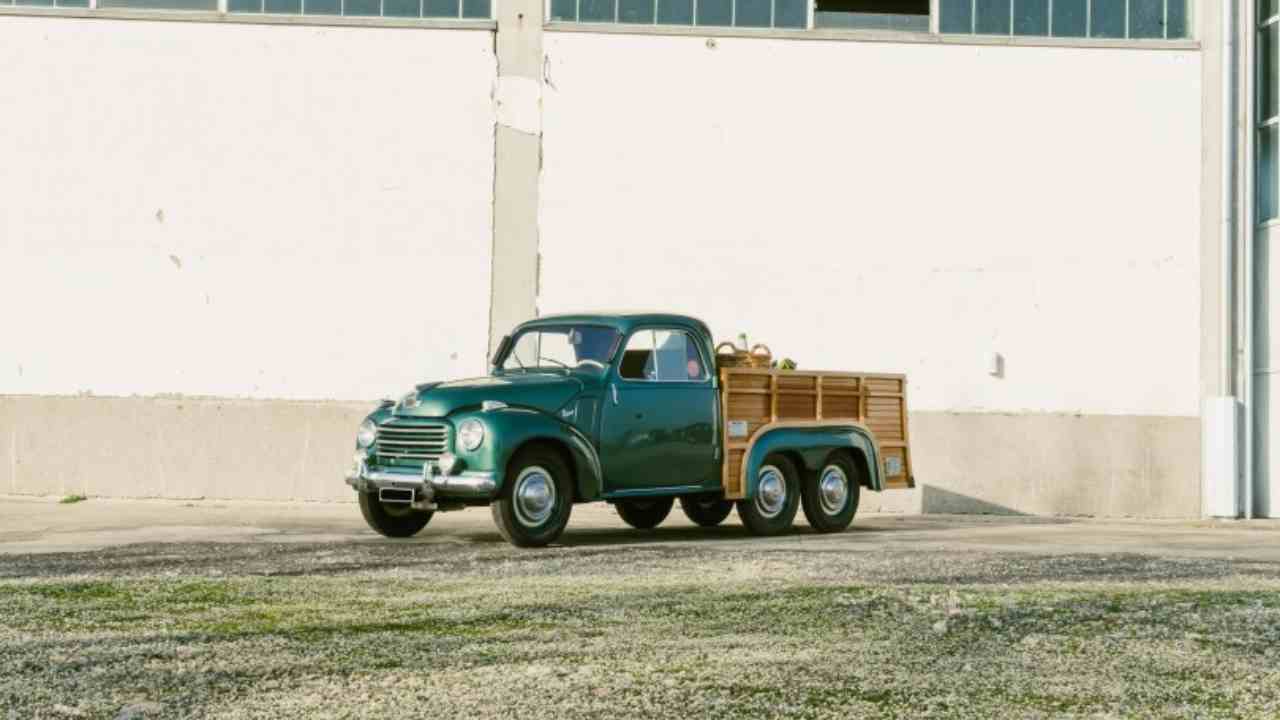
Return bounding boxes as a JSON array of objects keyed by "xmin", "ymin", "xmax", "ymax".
[
  {"xmin": 357, "ymin": 419, "xmax": 377, "ymax": 448},
  {"xmin": 458, "ymin": 419, "xmax": 485, "ymax": 451}
]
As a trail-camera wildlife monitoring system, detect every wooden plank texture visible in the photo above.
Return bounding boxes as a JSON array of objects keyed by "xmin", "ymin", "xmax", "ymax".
[{"xmin": 719, "ymin": 366, "xmax": 914, "ymax": 497}]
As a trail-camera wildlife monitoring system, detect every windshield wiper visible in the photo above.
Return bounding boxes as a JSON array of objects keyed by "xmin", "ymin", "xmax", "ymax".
[{"xmin": 538, "ymin": 356, "xmax": 570, "ymax": 370}]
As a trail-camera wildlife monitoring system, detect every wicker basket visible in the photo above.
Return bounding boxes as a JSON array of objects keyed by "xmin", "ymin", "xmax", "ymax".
[{"xmin": 715, "ymin": 342, "xmax": 773, "ymax": 369}]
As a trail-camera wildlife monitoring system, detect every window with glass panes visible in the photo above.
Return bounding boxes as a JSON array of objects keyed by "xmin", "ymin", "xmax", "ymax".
[{"xmin": 939, "ymin": 0, "xmax": 1190, "ymax": 39}]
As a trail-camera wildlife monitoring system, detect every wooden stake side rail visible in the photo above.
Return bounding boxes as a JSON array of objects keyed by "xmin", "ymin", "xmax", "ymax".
[{"xmin": 719, "ymin": 367, "xmax": 914, "ymax": 499}]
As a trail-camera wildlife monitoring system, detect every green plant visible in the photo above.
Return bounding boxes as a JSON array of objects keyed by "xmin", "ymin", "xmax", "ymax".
[{"xmin": 59, "ymin": 494, "xmax": 87, "ymax": 505}]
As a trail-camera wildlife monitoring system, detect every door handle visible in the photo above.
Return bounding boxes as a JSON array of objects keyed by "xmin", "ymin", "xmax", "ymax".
[{"xmin": 610, "ymin": 384, "xmax": 619, "ymax": 406}]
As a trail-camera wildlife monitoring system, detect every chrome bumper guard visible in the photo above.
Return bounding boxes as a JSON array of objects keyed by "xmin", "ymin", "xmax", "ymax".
[{"xmin": 345, "ymin": 460, "xmax": 497, "ymax": 503}]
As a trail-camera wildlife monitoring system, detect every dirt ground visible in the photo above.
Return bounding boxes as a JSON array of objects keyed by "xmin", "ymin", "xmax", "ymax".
[{"xmin": 2, "ymin": 496, "xmax": 1278, "ymax": 719}]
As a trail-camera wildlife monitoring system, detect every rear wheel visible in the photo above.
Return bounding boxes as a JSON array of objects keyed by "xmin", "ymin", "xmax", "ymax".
[
  {"xmin": 491, "ymin": 447, "xmax": 574, "ymax": 548},
  {"xmin": 358, "ymin": 492, "xmax": 433, "ymax": 538},
  {"xmin": 736, "ymin": 454, "xmax": 800, "ymax": 536},
  {"xmin": 680, "ymin": 495, "xmax": 734, "ymax": 527},
  {"xmin": 615, "ymin": 497, "xmax": 674, "ymax": 529},
  {"xmin": 801, "ymin": 453, "xmax": 861, "ymax": 533}
]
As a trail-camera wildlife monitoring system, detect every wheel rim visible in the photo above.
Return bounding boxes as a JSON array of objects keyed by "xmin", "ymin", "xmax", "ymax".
[
  {"xmin": 818, "ymin": 465, "xmax": 849, "ymax": 515},
  {"xmin": 513, "ymin": 466, "xmax": 556, "ymax": 527},
  {"xmin": 755, "ymin": 465, "xmax": 786, "ymax": 518}
]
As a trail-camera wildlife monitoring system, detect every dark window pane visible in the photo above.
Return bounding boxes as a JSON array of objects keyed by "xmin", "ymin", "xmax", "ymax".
[
  {"xmin": 1261, "ymin": 125, "xmax": 1277, "ymax": 222},
  {"xmin": 618, "ymin": 0, "xmax": 653, "ymax": 21},
  {"xmin": 384, "ymin": 0, "xmax": 418, "ymax": 14},
  {"xmin": 656, "ymin": 0, "xmax": 692, "ymax": 22},
  {"xmin": 735, "ymin": 0, "xmax": 770, "ymax": 25},
  {"xmin": 1167, "ymin": 0, "xmax": 1188, "ymax": 37},
  {"xmin": 579, "ymin": 0, "xmax": 614, "ymax": 20},
  {"xmin": 1264, "ymin": 0, "xmax": 1278, "ymax": 21},
  {"xmin": 1264, "ymin": 24, "xmax": 1278, "ymax": 120},
  {"xmin": 696, "ymin": 0, "xmax": 731, "ymax": 25},
  {"xmin": 228, "ymin": 0, "xmax": 261, "ymax": 10},
  {"xmin": 56, "ymin": 0, "xmax": 90, "ymax": 6},
  {"xmin": 939, "ymin": 0, "xmax": 972, "ymax": 33},
  {"xmin": 1051, "ymin": 0, "xmax": 1086, "ymax": 36},
  {"xmin": 1090, "ymin": 0, "xmax": 1125, "ymax": 37},
  {"xmin": 15, "ymin": 0, "xmax": 55, "ymax": 5},
  {"xmin": 550, "ymin": 0, "xmax": 576, "ymax": 19},
  {"xmin": 265, "ymin": 0, "xmax": 300, "ymax": 12},
  {"xmin": 1129, "ymin": 0, "xmax": 1163, "ymax": 38},
  {"xmin": 773, "ymin": 0, "xmax": 804, "ymax": 26},
  {"xmin": 343, "ymin": 0, "xmax": 377, "ymax": 13},
  {"xmin": 1012, "ymin": 0, "xmax": 1047, "ymax": 35},
  {"xmin": 975, "ymin": 0, "xmax": 1010, "ymax": 34},
  {"xmin": 421, "ymin": 0, "xmax": 456, "ymax": 15},
  {"xmin": 461, "ymin": 0, "xmax": 488, "ymax": 16}
]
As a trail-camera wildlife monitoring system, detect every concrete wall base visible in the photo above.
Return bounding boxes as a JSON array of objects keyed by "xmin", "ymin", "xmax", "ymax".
[{"xmin": 0, "ymin": 396, "xmax": 1200, "ymax": 517}]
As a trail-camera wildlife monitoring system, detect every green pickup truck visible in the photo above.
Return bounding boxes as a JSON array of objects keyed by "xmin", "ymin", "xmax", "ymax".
[{"xmin": 344, "ymin": 312, "xmax": 914, "ymax": 547}]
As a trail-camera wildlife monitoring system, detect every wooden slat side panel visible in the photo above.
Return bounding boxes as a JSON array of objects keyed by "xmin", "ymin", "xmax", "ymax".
[
  {"xmin": 865, "ymin": 377, "xmax": 903, "ymax": 394},
  {"xmin": 821, "ymin": 395, "xmax": 859, "ymax": 420},
  {"xmin": 778, "ymin": 394, "xmax": 817, "ymax": 420},
  {"xmin": 720, "ymin": 367, "xmax": 913, "ymax": 494},
  {"xmin": 725, "ymin": 450, "xmax": 745, "ymax": 498},
  {"xmin": 776, "ymin": 374, "xmax": 816, "ymax": 390}
]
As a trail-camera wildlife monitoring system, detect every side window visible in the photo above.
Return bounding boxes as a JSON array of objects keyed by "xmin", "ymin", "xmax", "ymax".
[
  {"xmin": 619, "ymin": 331, "xmax": 656, "ymax": 380},
  {"xmin": 619, "ymin": 330, "xmax": 707, "ymax": 382}
]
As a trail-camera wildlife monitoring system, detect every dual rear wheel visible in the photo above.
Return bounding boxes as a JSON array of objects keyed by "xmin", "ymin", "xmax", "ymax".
[{"xmin": 736, "ymin": 453, "xmax": 860, "ymax": 536}]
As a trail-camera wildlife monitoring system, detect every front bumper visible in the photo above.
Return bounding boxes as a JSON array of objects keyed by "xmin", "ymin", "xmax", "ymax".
[{"xmin": 345, "ymin": 460, "xmax": 498, "ymax": 503}]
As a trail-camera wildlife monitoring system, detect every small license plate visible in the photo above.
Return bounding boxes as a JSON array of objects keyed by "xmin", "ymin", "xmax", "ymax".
[{"xmin": 884, "ymin": 457, "xmax": 904, "ymax": 477}]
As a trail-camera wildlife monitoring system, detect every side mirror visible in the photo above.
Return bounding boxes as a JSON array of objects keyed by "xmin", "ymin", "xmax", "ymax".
[{"xmin": 491, "ymin": 335, "xmax": 511, "ymax": 366}]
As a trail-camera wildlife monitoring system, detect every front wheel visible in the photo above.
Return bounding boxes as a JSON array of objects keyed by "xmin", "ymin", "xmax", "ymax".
[
  {"xmin": 491, "ymin": 447, "xmax": 574, "ymax": 548},
  {"xmin": 800, "ymin": 453, "xmax": 861, "ymax": 533},
  {"xmin": 680, "ymin": 495, "xmax": 734, "ymax": 527},
  {"xmin": 736, "ymin": 454, "xmax": 800, "ymax": 536},
  {"xmin": 358, "ymin": 492, "xmax": 433, "ymax": 538},
  {"xmin": 615, "ymin": 497, "xmax": 674, "ymax": 529}
]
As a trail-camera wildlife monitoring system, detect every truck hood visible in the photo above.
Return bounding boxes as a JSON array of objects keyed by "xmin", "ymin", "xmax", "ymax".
[{"xmin": 394, "ymin": 373, "xmax": 586, "ymax": 418}]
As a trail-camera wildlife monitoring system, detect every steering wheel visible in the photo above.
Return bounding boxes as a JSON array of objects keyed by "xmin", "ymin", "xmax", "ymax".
[{"xmin": 577, "ymin": 359, "xmax": 606, "ymax": 370}]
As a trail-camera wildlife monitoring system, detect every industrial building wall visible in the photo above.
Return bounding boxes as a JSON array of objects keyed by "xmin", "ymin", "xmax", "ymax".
[
  {"xmin": 0, "ymin": 17, "xmax": 497, "ymax": 500},
  {"xmin": 539, "ymin": 32, "xmax": 1204, "ymax": 516}
]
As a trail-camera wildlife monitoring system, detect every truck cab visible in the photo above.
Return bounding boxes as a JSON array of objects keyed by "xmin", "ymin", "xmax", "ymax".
[{"xmin": 344, "ymin": 312, "xmax": 911, "ymax": 547}]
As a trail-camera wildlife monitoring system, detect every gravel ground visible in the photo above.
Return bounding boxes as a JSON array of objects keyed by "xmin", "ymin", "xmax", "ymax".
[{"xmin": 2, "ymin": 529, "xmax": 1280, "ymax": 719}]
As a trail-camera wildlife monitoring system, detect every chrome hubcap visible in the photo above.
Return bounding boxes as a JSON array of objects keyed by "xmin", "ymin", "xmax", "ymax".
[
  {"xmin": 819, "ymin": 465, "xmax": 849, "ymax": 515},
  {"xmin": 513, "ymin": 466, "xmax": 555, "ymax": 527},
  {"xmin": 755, "ymin": 465, "xmax": 786, "ymax": 518}
]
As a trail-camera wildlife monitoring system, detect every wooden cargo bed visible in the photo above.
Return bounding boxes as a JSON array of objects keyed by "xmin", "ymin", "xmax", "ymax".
[{"xmin": 719, "ymin": 368, "xmax": 914, "ymax": 498}]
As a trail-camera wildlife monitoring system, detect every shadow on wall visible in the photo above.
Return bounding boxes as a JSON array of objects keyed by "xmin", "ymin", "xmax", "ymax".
[{"xmin": 920, "ymin": 484, "xmax": 1029, "ymax": 516}]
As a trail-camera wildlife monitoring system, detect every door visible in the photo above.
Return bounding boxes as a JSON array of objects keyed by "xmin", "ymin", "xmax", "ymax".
[{"xmin": 599, "ymin": 328, "xmax": 718, "ymax": 493}]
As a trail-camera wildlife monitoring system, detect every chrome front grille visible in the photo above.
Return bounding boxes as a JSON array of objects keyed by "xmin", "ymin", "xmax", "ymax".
[{"xmin": 373, "ymin": 421, "xmax": 449, "ymax": 466}]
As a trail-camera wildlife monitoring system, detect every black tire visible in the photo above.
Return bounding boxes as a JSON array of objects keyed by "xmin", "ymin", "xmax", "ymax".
[
  {"xmin": 736, "ymin": 453, "xmax": 801, "ymax": 536},
  {"xmin": 358, "ymin": 491, "xmax": 433, "ymax": 538},
  {"xmin": 615, "ymin": 497, "xmax": 675, "ymax": 529},
  {"xmin": 491, "ymin": 446, "xmax": 574, "ymax": 548},
  {"xmin": 801, "ymin": 452, "xmax": 861, "ymax": 533},
  {"xmin": 680, "ymin": 495, "xmax": 734, "ymax": 527}
]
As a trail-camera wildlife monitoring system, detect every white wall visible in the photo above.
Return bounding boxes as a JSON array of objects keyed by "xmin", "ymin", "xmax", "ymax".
[
  {"xmin": 539, "ymin": 33, "xmax": 1202, "ymax": 417},
  {"xmin": 0, "ymin": 17, "xmax": 496, "ymax": 402}
]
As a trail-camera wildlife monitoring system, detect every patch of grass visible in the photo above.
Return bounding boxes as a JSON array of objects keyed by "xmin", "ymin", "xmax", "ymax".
[{"xmin": 59, "ymin": 494, "xmax": 87, "ymax": 504}]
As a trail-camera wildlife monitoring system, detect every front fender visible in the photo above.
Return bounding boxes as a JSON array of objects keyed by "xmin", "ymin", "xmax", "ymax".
[
  {"xmin": 459, "ymin": 407, "xmax": 604, "ymax": 502},
  {"xmin": 742, "ymin": 422, "xmax": 884, "ymax": 498}
]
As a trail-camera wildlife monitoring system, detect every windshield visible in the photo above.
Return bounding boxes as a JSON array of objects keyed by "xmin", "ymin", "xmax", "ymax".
[{"xmin": 500, "ymin": 325, "xmax": 621, "ymax": 372}]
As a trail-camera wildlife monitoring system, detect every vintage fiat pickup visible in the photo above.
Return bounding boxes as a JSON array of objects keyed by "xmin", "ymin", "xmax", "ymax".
[{"xmin": 344, "ymin": 312, "xmax": 914, "ymax": 547}]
